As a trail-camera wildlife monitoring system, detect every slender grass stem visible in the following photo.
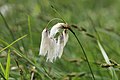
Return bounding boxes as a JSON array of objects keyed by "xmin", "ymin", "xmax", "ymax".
[
  {"xmin": 0, "ymin": 12, "xmax": 15, "ymax": 40},
  {"xmin": 30, "ymin": 66, "xmax": 35, "ymax": 80},
  {"xmin": 30, "ymin": 72, "xmax": 35, "ymax": 80},
  {"xmin": 71, "ymin": 24, "xmax": 104, "ymax": 80},
  {"xmin": 88, "ymin": 16, "xmax": 100, "ymax": 41},
  {"xmin": 46, "ymin": 18, "xmax": 63, "ymax": 28},
  {"xmin": 68, "ymin": 28, "xmax": 95, "ymax": 80},
  {"xmin": 0, "ymin": 34, "xmax": 27, "ymax": 53},
  {"xmin": 51, "ymin": 5, "xmax": 66, "ymax": 23},
  {"xmin": 27, "ymin": 15, "xmax": 33, "ymax": 47}
]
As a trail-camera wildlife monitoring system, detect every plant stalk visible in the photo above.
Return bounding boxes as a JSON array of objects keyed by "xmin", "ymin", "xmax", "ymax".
[{"xmin": 68, "ymin": 28, "xmax": 95, "ymax": 80}]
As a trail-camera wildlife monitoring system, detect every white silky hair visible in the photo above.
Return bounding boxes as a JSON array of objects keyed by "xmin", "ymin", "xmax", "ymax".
[{"xmin": 39, "ymin": 23, "xmax": 69, "ymax": 62}]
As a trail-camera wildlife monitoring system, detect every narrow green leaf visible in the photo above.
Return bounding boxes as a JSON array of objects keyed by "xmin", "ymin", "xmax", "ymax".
[
  {"xmin": 5, "ymin": 50, "xmax": 11, "ymax": 80},
  {"xmin": 28, "ymin": 15, "xmax": 33, "ymax": 46},
  {"xmin": 89, "ymin": 16, "xmax": 118, "ymax": 80},
  {"xmin": 0, "ymin": 39, "xmax": 52, "ymax": 80},
  {"xmin": 0, "ymin": 34, "xmax": 27, "ymax": 53},
  {"xmin": 97, "ymin": 40, "xmax": 110, "ymax": 64},
  {"xmin": 0, "ymin": 63, "xmax": 5, "ymax": 76},
  {"xmin": 97, "ymin": 40, "xmax": 118, "ymax": 80},
  {"xmin": 0, "ymin": 39, "xmax": 22, "ymax": 57},
  {"xmin": 0, "ymin": 12, "xmax": 15, "ymax": 41}
]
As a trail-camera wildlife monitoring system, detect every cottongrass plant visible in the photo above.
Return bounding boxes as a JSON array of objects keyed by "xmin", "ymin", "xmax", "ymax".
[
  {"xmin": 39, "ymin": 21, "xmax": 95, "ymax": 80},
  {"xmin": 39, "ymin": 6, "xmax": 95, "ymax": 80}
]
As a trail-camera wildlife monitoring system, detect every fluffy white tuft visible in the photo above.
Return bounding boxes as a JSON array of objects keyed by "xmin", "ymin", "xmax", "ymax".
[{"xmin": 39, "ymin": 23, "xmax": 69, "ymax": 62}]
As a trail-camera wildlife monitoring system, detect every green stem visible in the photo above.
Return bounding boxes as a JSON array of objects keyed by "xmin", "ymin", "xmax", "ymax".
[
  {"xmin": 51, "ymin": 5, "xmax": 66, "ymax": 23},
  {"xmin": 68, "ymin": 28, "xmax": 95, "ymax": 80},
  {"xmin": 0, "ymin": 12, "xmax": 15, "ymax": 40},
  {"xmin": 28, "ymin": 15, "xmax": 33, "ymax": 47},
  {"xmin": 0, "ymin": 34, "xmax": 27, "ymax": 53},
  {"xmin": 46, "ymin": 18, "xmax": 63, "ymax": 28}
]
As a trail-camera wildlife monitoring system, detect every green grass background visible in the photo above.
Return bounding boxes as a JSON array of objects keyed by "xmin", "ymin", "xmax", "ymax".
[{"xmin": 0, "ymin": 0, "xmax": 120, "ymax": 80}]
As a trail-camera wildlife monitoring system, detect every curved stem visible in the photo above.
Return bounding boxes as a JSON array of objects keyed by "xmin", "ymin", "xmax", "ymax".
[
  {"xmin": 68, "ymin": 28, "xmax": 95, "ymax": 80},
  {"xmin": 46, "ymin": 18, "xmax": 63, "ymax": 28}
]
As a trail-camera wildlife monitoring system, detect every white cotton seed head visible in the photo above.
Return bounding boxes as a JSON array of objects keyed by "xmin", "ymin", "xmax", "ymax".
[
  {"xmin": 57, "ymin": 34, "xmax": 64, "ymax": 58},
  {"xmin": 39, "ymin": 28, "xmax": 49, "ymax": 56},
  {"xmin": 49, "ymin": 23, "xmax": 65, "ymax": 38},
  {"xmin": 63, "ymin": 30, "xmax": 69, "ymax": 47},
  {"xmin": 47, "ymin": 38, "xmax": 57, "ymax": 62},
  {"xmin": 39, "ymin": 23, "xmax": 69, "ymax": 62}
]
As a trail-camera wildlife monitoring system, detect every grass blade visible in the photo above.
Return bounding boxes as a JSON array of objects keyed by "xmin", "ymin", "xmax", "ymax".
[
  {"xmin": 0, "ymin": 63, "xmax": 5, "ymax": 76},
  {"xmin": 51, "ymin": 5, "xmax": 66, "ymax": 23},
  {"xmin": 0, "ymin": 12, "xmax": 20, "ymax": 50},
  {"xmin": 88, "ymin": 16, "xmax": 118, "ymax": 80},
  {"xmin": 0, "ymin": 39, "xmax": 52, "ymax": 80},
  {"xmin": 97, "ymin": 40, "xmax": 118, "ymax": 80},
  {"xmin": 97, "ymin": 41, "xmax": 110, "ymax": 64},
  {"xmin": 0, "ymin": 39, "xmax": 22, "ymax": 57},
  {"xmin": 27, "ymin": 15, "xmax": 33, "ymax": 47},
  {"xmin": 5, "ymin": 50, "xmax": 11, "ymax": 80},
  {"xmin": 0, "ymin": 12, "xmax": 15, "ymax": 41},
  {"xmin": 0, "ymin": 34, "xmax": 27, "ymax": 53}
]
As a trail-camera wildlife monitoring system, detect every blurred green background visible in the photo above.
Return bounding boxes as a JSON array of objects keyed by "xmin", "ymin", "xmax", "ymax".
[{"xmin": 0, "ymin": 0, "xmax": 120, "ymax": 80}]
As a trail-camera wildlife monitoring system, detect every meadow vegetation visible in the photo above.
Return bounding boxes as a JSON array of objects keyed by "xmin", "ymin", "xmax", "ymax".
[{"xmin": 0, "ymin": 0, "xmax": 120, "ymax": 80}]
